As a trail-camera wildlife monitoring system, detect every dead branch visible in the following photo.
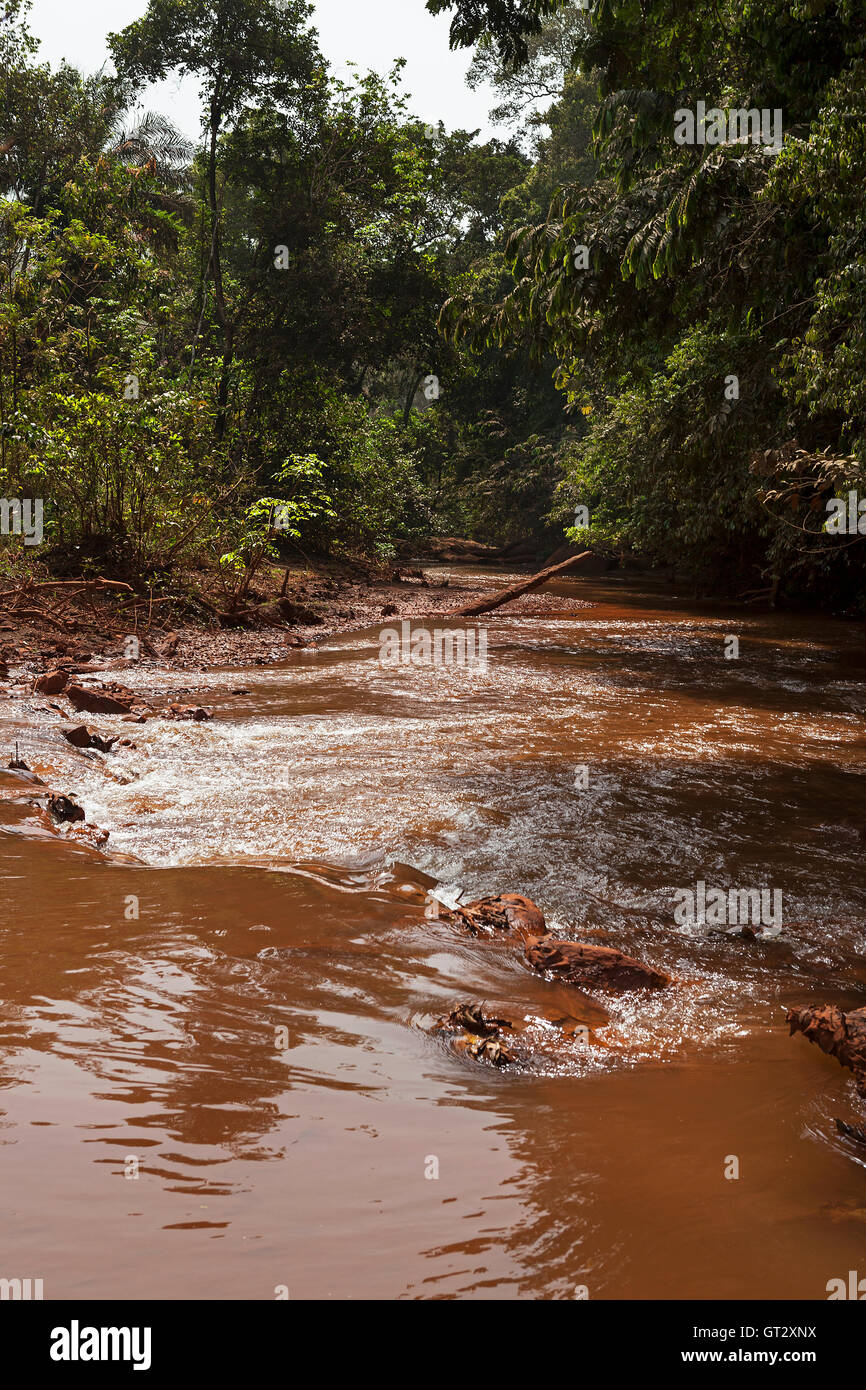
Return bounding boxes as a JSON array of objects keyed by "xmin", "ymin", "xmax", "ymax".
[
  {"xmin": 12, "ymin": 607, "xmax": 72, "ymax": 630},
  {"xmin": 16, "ymin": 579, "xmax": 135, "ymax": 592},
  {"xmin": 439, "ymin": 551, "xmax": 596, "ymax": 618}
]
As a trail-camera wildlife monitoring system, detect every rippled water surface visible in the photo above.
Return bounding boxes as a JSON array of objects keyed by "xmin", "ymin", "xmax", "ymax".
[{"xmin": 2, "ymin": 570, "xmax": 865, "ymax": 1298}]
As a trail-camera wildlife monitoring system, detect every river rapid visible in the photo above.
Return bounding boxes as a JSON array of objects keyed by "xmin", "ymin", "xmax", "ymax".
[{"xmin": 1, "ymin": 568, "xmax": 865, "ymax": 1299}]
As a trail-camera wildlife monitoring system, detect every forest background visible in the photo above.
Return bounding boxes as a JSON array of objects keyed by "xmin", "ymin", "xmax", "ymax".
[{"xmin": 2, "ymin": 0, "xmax": 865, "ymax": 612}]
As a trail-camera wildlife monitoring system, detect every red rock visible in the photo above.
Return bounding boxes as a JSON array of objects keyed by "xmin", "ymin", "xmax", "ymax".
[
  {"xmin": 66, "ymin": 683, "xmax": 135, "ymax": 715},
  {"xmin": 166, "ymin": 704, "xmax": 211, "ymax": 721},
  {"xmin": 524, "ymin": 937, "xmax": 670, "ymax": 992},
  {"xmin": 34, "ymin": 669, "xmax": 68, "ymax": 695},
  {"xmin": 62, "ymin": 725, "xmax": 117, "ymax": 752},
  {"xmin": 437, "ymin": 891, "xmax": 669, "ymax": 991},
  {"xmin": 47, "ymin": 794, "xmax": 85, "ymax": 823},
  {"xmin": 434, "ymin": 1003, "xmax": 518, "ymax": 1066},
  {"xmin": 62, "ymin": 725, "xmax": 92, "ymax": 748}
]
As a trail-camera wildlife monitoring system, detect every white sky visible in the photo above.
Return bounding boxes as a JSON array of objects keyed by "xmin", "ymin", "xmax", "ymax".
[{"xmin": 25, "ymin": 0, "xmax": 500, "ymax": 141}]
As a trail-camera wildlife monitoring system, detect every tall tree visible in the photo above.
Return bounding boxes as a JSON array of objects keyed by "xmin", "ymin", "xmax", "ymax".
[{"xmin": 109, "ymin": 0, "xmax": 320, "ymax": 438}]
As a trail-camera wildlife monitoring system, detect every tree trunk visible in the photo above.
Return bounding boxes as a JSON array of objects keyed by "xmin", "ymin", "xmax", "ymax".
[
  {"xmin": 439, "ymin": 551, "xmax": 595, "ymax": 618},
  {"xmin": 402, "ymin": 369, "xmax": 424, "ymax": 427}
]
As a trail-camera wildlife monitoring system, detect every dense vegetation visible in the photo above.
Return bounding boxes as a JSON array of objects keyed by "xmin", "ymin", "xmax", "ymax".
[
  {"xmin": 439, "ymin": 0, "xmax": 866, "ymax": 608},
  {"xmin": 1, "ymin": 0, "xmax": 865, "ymax": 609}
]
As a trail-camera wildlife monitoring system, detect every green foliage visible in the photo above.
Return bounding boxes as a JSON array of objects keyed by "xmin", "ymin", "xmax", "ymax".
[
  {"xmin": 19, "ymin": 374, "xmax": 222, "ymax": 577},
  {"xmin": 217, "ymin": 454, "xmax": 334, "ymax": 607},
  {"xmin": 562, "ymin": 319, "xmax": 770, "ymax": 585},
  {"xmin": 446, "ymin": 0, "xmax": 866, "ymax": 602},
  {"xmin": 427, "ymin": 0, "xmax": 568, "ymax": 65},
  {"xmin": 0, "ymin": 1, "xmax": 549, "ymax": 584}
]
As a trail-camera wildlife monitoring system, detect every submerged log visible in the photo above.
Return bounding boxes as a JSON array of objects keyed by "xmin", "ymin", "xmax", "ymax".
[
  {"xmin": 440, "ymin": 893, "xmax": 547, "ymax": 940},
  {"xmin": 434, "ymin": 891, "xmax": 670, "ymax": 992},
  {"xmin": 787, "ymin": 1004, "xmax": 866, "ymax": 1095},
  {"xmin": 441, "ymin": 550, "xmax": 595, "ymax": 619},
  {"xmin": 523, "ymin": 936, "xmax": 670, "ymax": 992}
]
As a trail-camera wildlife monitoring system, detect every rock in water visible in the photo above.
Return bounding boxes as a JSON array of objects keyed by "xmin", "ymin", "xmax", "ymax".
[
  {"xmin": 66, "ymin": 683, "xmax": 135, "ymax": 715},
  {"xmin": 433, "ymin": 1003, "xmax": 518, "ymax": 1066},
  {"xmin": 437, "ymin": 1003, "xmax": 516, "ymax": 1037},
  {"xmin": 524, "ymin": 936, "xmax": 669, "ymax": 992},
  {"xmin": 34, "ymin": 669, "xmax": 68, "ymax": 695},
  {"xmin": 787, "ymin": 1004, "xmax": 866, "ymax": 1095},
  {"xmin": 166, "ymin": 704, "xmax": 211, "ymax": 721},
  {"xmin": 445, "ymin": 893, "xmax": 548, "ymax": 940},
  {"xmin": 434, "ymin": 891, "xmax": 669, "ymax": 991},
  {"xmin": 432, "ymin": 1000, "xmax": 607, "ymax": 1068},
  {"xmin": 62, "ymin": 725, "xmax": 117, "ymax": 752},
  {"xmin": 47, "ymin": 794, "xmax": 85, "ymax": 823},
  {"xmin": 836, "ymin": 1118, "xmax": 866, "ymax": 1145}
]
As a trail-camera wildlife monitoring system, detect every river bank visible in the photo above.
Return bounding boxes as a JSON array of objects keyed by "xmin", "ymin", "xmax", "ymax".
[{"xmin": 0, "ymin": 549, "xmax": 600, "ymax": 680}]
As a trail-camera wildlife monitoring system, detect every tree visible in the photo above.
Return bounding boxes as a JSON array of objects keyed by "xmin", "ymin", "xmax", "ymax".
[
  {"xmin": 426, "ymin": 0, "xmax": 568, "ymax": 65},
  {"xmin": 109, "ymin": 0, "xmax": 320, "ymax": 437}
]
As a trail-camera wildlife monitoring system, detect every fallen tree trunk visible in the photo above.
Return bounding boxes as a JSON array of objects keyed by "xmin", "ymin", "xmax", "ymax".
[
  {"xmin": 787, "ymin": 1004, "xmax": 866, "ymax": 1095},
  {"xmin": 435, "ymin": 893, "xmax": 671, "ymax": 993},
  {"xmin": 440, "ymin": 550, "xmax": 595, "ymax": 618}
]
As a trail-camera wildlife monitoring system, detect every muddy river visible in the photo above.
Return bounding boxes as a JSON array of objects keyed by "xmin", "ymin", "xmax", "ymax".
[{"xmin": 1, "ymin": 570, "xmax": 865, "ymax": 1299}]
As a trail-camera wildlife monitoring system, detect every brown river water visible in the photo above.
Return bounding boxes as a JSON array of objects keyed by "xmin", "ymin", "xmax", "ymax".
[{"xmin": 1, "ymin": 569, "xmax": 865, "ymax": 1300}]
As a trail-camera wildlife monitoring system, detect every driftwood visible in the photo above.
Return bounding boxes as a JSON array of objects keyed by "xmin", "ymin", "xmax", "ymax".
[
  {"xmin": 787, "ymin": 1005, "xmax": 866, "ymax": 1095},
  {"xmin": 1, "ymin": 577, "xmax": 134, "ymax": 606},
  {"xmin": 441, "ymin": 551, "xmax": 595, "ymax": 618},
  {"xmin": 14, "ymin": 579, "xmax": 134, "ymax": 593},
  {"xmin": 435, "ymin": 893, "xmax": 670, "ymax": 993},
  {"xmin": 523, "ymin": 936, "xmax": 669, "ymax": 992},
  {"xmin": 0, "ymin": 578, "xmax": 138, "ymax": 633},
  {"xmin": 9, "ymin": 607, "xmax": 72, "ymax": 630}
]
